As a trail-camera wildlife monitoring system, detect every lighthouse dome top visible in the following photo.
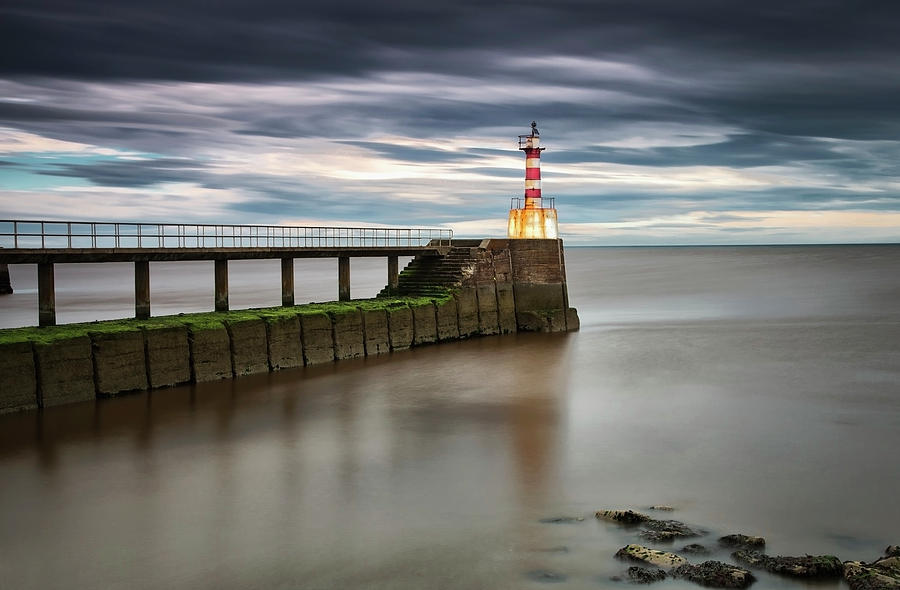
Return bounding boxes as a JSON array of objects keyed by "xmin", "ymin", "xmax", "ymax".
[{"xmin": 518, "ymin": 120, "xmax": 543, "ymax": 149}]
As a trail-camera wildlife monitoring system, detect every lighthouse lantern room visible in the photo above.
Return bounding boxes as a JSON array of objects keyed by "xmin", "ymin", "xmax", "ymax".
[{"xmin": 507, "ymin": 121, "xmax": 559, "ymax": 239}]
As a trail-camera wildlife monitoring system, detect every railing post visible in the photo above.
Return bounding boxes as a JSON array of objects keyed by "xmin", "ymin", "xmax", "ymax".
[
  {"xmin": 214, "ymin": 259, "xmax": 229, "ymax": 312},
  {"xmin": 135, "ymin": 260, "xmax": 150, "ymax": 319},
  {"xmin": 387, "ymin": 255, "xmax": 399, "ymax": 296},
  {"xmin": 38, "ymin": 262, "xmax": 55, "ymax": 327},
  {"xmin": 281, "ymin": 257, "xmax": 294, "ymax": 307},
  {"xmin": 338, "ymin": 256, "xmax": 350, "ymax": 301}
]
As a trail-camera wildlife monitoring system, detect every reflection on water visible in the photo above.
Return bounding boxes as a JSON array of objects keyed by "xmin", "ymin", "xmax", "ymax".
[{"xmin": 1, "ymin": 246, "xmax": 899, "ymax": 589}]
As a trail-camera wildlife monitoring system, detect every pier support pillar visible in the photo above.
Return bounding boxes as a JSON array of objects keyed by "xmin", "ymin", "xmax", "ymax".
[
  {"xmin": 135, "ymin": 260, "xmax": 150, "ymax": 319},
  {"xmin": 215, "ymin": 259, "xmax": 229, "ymax": 312},
  {"xmin": 281, "ymin": 257, "xmax": 294, "ymax": 307},
  {"xmin": 0, "ymin": 263, "xmax": 12, "ymax": 295},
  {"xmin": 338, "ymin": 256, "xmax": 350, "ymax": 301},
  {"xmin": 38, "ymin": 262, "xmax": 56, "ymax": 327},
  {"xmin": 387, "ymin": 255, "xmax": 399, "ymax": 295}
]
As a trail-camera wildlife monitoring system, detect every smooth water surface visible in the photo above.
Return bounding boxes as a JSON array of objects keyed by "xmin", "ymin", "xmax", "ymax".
[{"xmin": 1, "ymin": 245, "xmax": 899, "ymax": 589}]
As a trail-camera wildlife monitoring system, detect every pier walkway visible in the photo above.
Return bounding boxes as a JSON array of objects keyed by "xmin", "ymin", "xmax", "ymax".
[{"xmin": 0, "ymin": 220, "xmax": 453, "ymax": 326}]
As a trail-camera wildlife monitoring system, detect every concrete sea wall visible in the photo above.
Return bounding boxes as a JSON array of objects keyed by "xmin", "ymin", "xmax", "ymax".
[
  {"xmin": 0, "ymin": 286, "xmax": 577, "ymax": 414},
  {"xmin": 0, "ymin": 238, "xmax": 580, "ymax": 414}
]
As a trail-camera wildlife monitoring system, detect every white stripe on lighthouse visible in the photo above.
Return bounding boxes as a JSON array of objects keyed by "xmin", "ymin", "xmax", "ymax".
[{"xmin": 524, "ymin": 180, "xmax": 541, "ymax": 190}]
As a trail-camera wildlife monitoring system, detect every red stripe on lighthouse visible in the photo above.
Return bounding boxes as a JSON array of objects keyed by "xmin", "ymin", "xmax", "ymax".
[{"xmin": 523, "ymin": 147, "xmax": 541, "ymax": 205}]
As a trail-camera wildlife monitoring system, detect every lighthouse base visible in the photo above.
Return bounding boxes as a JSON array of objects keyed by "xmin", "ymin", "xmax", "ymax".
[{"xmin": 507, "ymin": 208, "xmax": 559, "ymax": 239}]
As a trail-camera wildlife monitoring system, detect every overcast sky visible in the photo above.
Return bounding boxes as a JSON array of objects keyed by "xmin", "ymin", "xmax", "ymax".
[{"xmin": 1, "ymin": 0, "xmax": 899, "ymax": 244}]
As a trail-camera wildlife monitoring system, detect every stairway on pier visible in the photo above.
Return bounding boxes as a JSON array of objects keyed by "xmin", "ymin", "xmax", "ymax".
[{"xmin": 377, "ymin": 246, "xmax": 480, "ymax": 297}]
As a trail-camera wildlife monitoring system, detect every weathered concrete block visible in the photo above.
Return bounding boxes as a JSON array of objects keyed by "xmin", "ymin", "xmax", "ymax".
[
  {"xmin": 387, "ymin": 306, "xmax": 413, "ymax": 351},
  {"xmin": 516, "ymin": 310, "xmax": 549, "ymax": 333},
  {"xmin": 34, "ymin": 336, "xmax": 95, "ymax": 407},
  {"xmin": 516, "ymin": 309, "xmax": 569, "ymax": 333},
  {"xmin": 565, "ymin": 307, "xmax": 580, "ymax": 331},
  {"xmin": 546, "ymin": 309, "xmax": 568, "ymax": 332},
  {"xmin": 476, "ymin": 283, "xmax": 500, "ymax": 336},
  {"xmin": 188, "ymin": 325, "xmax": 233, "ymax": 382},
  {"xmin": 512, "ymin": 282, "xmax": 566, "ymax": 312},
  {"xmin": 225, "ymin": 318, "xmax": 269, "ymax": 376},
  {"xmin": 143, "ymin": 326, "xmax": 191, "ymax": 388},
  {"xmin": 496, "ymin": 282, "xmax": 517, "ymax": 334},
  {"xmin": 265, "ymin": 315, "xmax": 302, "ymax": 371},
  {"xmin": 0, "ymin": 341, "xmax": 37, "ymax": 412},
  {"xmin": 412, "ymin": 302, "xmax": 437, "ymax": 345},
  {"xmin": 331, "ymin": 309, "xmax": 364, "ymax": 360},
  {"xmin": 361, "ymin": 308, "xmax": 390, "ymax": 355},
  {"xmin": 435, "ymin": 298, "xmax": 459, "ymax": 341},
  {"xmin": 91, "ymin": 330, "xmax": 148, "ymax": 396},
  {"xmin": 454, "ymin": 287, "xmax": 479, "ymax": 337},
  {"xmin": 300, "ymin": 312, "xmax": 335, "ymax": 365}
]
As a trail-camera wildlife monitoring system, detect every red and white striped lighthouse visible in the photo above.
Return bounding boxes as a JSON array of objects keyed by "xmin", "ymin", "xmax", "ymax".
[{"xmin": 508, "ymin": 121, "xmax": 559, "ymax": 239}]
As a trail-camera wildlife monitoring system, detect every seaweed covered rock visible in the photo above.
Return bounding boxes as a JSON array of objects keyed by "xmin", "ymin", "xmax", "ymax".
[
  {"xmin": 843, "ymin": 549, "xmax": 900, "ymax": 590},
  {"xmin": 843, "ymin": 558, "xmax": 900, "ymax": 590},
  {"xmin": 732, "ymin": 550, "xmax": 842, "ymax": 578},
  {"xmin": 719, "ymin": 534, "xmax": 766, "ymax": 550},
  {"xmin": 597, "ymin": 509, "xmax": 652, "ymax": 525},
  {"xmin": 639, "ymin": 519, "xmax": 704, "ymax": 543},
  {"xmin": 626, "ymin": 566, "xmax": 667, "ymax": 584},
  {"xmin": 615, "ymin": 544, "xmax": 688, "ymax": 569},
  {"xmin": 672, "ymin": 561, "xmax": 755, "ymax": 588}
]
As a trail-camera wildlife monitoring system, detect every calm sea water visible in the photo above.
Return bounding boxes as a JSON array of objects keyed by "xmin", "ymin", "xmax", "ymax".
[{"xmin": 1, "ymin": 245, "xmax": 899, "ymax": 589}]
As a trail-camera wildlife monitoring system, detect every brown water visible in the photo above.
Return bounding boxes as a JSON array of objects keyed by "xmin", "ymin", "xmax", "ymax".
[{"xmin": 1, "ymin": 246, "xmax": 899, "ymax": 589}]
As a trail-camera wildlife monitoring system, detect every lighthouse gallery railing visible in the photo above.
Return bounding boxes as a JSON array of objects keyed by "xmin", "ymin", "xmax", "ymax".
[{"xmin": 0, "ymin": 220, "xmax": 453, "ymax": 250}]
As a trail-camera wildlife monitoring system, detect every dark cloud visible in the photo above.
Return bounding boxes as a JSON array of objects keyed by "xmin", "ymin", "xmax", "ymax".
[
  {"xmin": 552, "ymin": 134, "xmax": 847, "ymax": 168},
  {"xmin": 39, "ymin": 158, "xmax": 205, "ymax": 187},
  {"xmin": 3, "ymin": 1, "xmax": 899, "ymax": 81},
  {"xmin": 336, "ymin": 142, "xmax": 473, "ymax": 163}
]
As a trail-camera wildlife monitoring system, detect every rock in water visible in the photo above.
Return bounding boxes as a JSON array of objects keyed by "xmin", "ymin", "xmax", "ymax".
[
  {"xmin": 719, "ymin": 534, "xmax": 766, "ymax": 550},
  {"xmin": 732, "ymin": 550, "xmax": 842, "ymax": 578},
  {"xmin": 596, "ymin": 509, "xmax": 651, "ymax": 524},
  {"xmin": 843, "ymin": 556, "xmax": 900, "ymax": 590},
  {"xmin": 525, "ymin": 569, "xmax": 567, "ymax": 583},
  {"xmin": 615, "ymin": 544, "xmax": 688, "ymax": 569},
  {"xmin": 627, "ymin": 566, "xmax": 667, "ymax": 584},
  {"xmin": 639, "ymin": 519, "xmax": 704, "ymax": 542},
  {"xmin": 680, "ymin": 544, "xmax": 712, "ymax": 555},
  {"xmin": 648, "ymin": 505, "xmax": 675, "ymax": 511},
  {"xmin": 672, "ymin": 561, "xmax": 756, "ymax": 589},
  {"xmin": 539, "ymin": 516, "xmax": 584, "ymax": 524}
]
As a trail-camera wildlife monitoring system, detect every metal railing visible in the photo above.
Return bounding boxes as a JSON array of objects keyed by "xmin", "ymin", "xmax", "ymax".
[
  {"xmin": 0, "ymin": 220, "xmax": 453, "ymax": 250},
  {"xmin": 510, "ymin": 197, "xmax": 555, "ymax": 210}
]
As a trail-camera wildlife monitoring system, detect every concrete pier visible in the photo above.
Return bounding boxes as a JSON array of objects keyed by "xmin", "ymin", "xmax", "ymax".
[
  {"xmin": 214, "ymin": 259, "xmax": 229, "ymax": 312},
  {"xmin": 387, "ymin": 255, "xmax": 399, "ymax": 295},
  {"xmin": 281, "ymin": 258, "xmax": 294, "ymax": 307},
  {"xmin": 135, "ymin": 260, "xmax": 150, "ymax": 319},
  {"xmin": 38, "ymin": 262, "xmax": 55, "ymax": 327},
  {"xmin": 0, "ymin": 238, "xmax": 581, "ymax": 413},
  {"xmin": 0, "ymin": 263, "xmax": 11, "ymax": 295},
  {"xmin": 338, "ymin": 256, "xmax": 350, "ymax": 301}
]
